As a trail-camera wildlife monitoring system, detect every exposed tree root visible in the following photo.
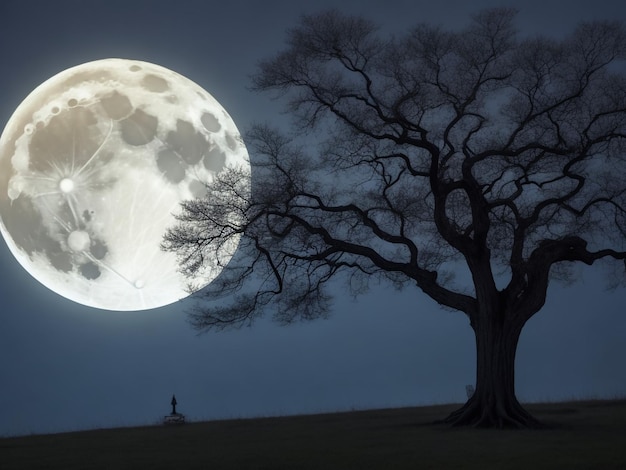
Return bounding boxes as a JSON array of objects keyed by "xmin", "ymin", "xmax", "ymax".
[{"xmin": 443, "ymin": 396, "xmax": 545, "ymax": 429}]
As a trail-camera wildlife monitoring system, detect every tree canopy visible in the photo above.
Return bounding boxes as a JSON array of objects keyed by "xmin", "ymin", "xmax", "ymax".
[{"xmin": 163, "ymin": 9, "xmax": 626, "ymax": 427}]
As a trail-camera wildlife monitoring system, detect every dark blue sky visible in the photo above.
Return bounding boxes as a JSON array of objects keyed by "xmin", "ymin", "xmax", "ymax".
[{"xmin": 1, "ymin": 0, "xmax": 625, "ymax": 436}]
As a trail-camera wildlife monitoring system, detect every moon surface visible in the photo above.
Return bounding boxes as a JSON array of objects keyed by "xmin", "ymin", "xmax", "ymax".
[{"xmin": 0, "ymin": 59, "xmax": 249, "ymax": 311}]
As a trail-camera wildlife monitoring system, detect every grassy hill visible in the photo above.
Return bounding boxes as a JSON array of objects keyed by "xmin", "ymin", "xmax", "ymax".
[{"xmin": 1, "ymin": 400, "xmax": 625, "ymax": 469}]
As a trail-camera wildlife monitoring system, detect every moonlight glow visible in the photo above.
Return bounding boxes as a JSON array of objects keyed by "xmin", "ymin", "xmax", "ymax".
[{"xmin": 0, "ymin": 59, "xmax": 250, "ymax": 311}]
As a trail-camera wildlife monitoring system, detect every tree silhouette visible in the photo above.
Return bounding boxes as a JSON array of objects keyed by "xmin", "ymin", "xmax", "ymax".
[{"xmin": 163, "ymin": 9, "xmax": 626, "ymax": 428}]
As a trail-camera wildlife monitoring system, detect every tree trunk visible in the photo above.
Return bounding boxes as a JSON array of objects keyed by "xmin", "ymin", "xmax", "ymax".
[{"xmin": 444, "ymin": 310, "xmax": 543, "ymax": 428}]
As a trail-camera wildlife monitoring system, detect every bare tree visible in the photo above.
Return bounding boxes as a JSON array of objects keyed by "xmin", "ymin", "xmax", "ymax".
[{"xmin": 163, "ymin": 9, "xmax": 626, "ymax": 428}]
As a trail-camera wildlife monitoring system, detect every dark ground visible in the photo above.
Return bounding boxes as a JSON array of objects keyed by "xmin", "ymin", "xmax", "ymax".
[{"xmin": 1, "ymin": 400, "xmax": 625, "ymax": 469}]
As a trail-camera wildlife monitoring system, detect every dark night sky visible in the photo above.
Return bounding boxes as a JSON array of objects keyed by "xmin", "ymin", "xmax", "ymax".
[{"xmin": 1, "ymin": 0, "xmax": 625, "ymax": 436}]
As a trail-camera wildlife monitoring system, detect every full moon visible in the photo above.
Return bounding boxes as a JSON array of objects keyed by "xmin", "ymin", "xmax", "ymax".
[{"xmin": 0, "ymin": 59, "xmax": 250, "ymax": 311}]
